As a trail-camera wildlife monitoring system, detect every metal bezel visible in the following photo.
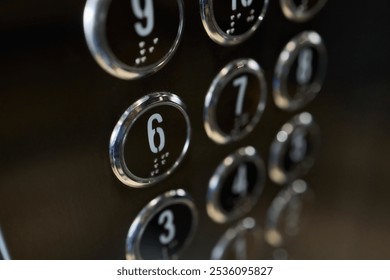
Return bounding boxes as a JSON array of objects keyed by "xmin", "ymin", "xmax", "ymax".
[
  {"xmin": 126, "ymin": 189, "xmax": 198, "ymax": 260},
  {"xmin": 268, "ymin": 112, "xmax": 320, "ymax": 185},
  {"xmin": 200, "ymin": 0, "xmax": 269, "ymax": 46},
  {"xmin": 204, "ymin": 59, "xmax": 267, "ymax": 144},
  {"xmin": 273, "ymin": 31, "xmax": 327, "ymax": 111},
  {"xmin": 83, "ymin": 0, "xmax": 184, "ymax": 80},
  {"xmin": 280, "ymin": 0, "xmax": 327, "ymax": 22},
  {"xmin": 109, "ymin": 92, "xmax": 191, "ymax": 188},
  {"xmin": 264, "ymin": 180, "xmax": 309, "ymax": 247},
  {"xmin": 207, "ymin": 146, "xmax": 266, "ymax": 224},
  {"xmin": 211, "ymin": 217, "xmax": 261, "ymax": 259}
]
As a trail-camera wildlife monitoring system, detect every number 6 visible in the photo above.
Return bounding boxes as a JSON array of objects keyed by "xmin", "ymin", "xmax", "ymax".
[{"xmin": 147, "ymin": 113, "xmax": 165, "ymax": 154}]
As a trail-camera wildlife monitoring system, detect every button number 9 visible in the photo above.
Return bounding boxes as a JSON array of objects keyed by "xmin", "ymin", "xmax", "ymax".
[{"xmin": 131, "ymin": 0, "xmax": 154, "ymax": 37}]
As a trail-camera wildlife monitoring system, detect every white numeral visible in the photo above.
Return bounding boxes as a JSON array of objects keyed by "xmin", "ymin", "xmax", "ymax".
[
  {"xmin": 232, "ymin": 0, "xmax": 253, "ymax": 11},
  {"xmin": 296, "ymin": 48, "xmax": 313, "ymax": 85},
  {"xmin": 233, "ymin": 75, "xmax": 248, "ymax": 116},
  {"xmin": 232, "ymin": 164, "xmax": 248, "ymax": 196},
  {"xmin": 147, "ymin": 113, "xmax": 165, "ymax": 154},
  {"xmin": 131, "ymin": 0, "xmax": 154, "ymax": 37},
  {"xmin": 234, "ymin": 231, "xmax": 247, "ymax": 260},
  {"xmin": 289, "ymin": 130, "xmax": 307, "ymax": 163},
  {"xmin": 158, "ymin": 210, "xmax": 176, "ymax": 245}
]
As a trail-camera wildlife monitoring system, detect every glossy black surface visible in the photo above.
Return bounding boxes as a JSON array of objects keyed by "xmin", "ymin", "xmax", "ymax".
[{"xmin": 1, "ymin": 1, "xmax": 390, "ymax": 259}]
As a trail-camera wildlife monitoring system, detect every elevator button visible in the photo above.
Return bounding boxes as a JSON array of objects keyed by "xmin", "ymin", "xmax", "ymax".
[
  {"xmin": 211, "ymin": 217, "xmax": 262, "ymax": 259},
  {"xmin": 83, "ymin": 0, "xmax": 184, "ymax": 80},
  {"xmin": 264, "ymin": 180, "xmax": 310, "ymax": 248},
  {"xmin": 280, "ymin": 0, "xmax": 327, "ymax": 22},
  {"xmin": 269, "ymin": 112, "xmax": 320, "ymax": 185},
  {"xmin": 126, "ymin": 189, "xmax": 197, "ymax": 260},
  {"xmin": 273, "ymin": 31, "xmax": 327, "ymax": 111},
  {"xmin": 200, "ymin": 0, "xmax": 269, "ymax": 46},
  {"xmin": 207, "ymin": 146, "xmax": 266, "ymax": 224},
  {"xmin": 204, "ymin": 59, "xmax": 267, "ymax": 144},
  {"xmin": 110, "ymin": 92, "xmax": 191, "ymax": 188}
]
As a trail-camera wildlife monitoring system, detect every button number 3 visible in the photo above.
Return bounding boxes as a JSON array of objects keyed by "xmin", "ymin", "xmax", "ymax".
[{"xmin": 158, "ymin": 210, "xmax": 176, "ymax": 245}]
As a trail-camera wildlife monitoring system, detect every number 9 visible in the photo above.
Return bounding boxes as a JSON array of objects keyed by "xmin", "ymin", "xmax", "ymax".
[{"xmin": 131, "ymin": 0, "xmax": 155, "ymax": 37}]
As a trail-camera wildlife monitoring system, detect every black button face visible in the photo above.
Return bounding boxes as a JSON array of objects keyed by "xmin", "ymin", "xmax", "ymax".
[
  {"xmin": 110, "ymin": 93, "xmax": 191, "ymax": 188},
  {"xmin": 264, "ymin": 180, "xmax": 309, "ymax": 248},
  {"xmin": 211, "ymin": 217, "xmax": 262, "ymax": 260},
  {"xmin": 126, "ymin": 189, "xmax": 197, "ymax": 260},
  {"xmin": 280, "ymin": 0, "xmax": 327, "ymax": 22},
  {"xmin": 200, "ymin": 0, "xmax": 269, "ymax": 45},
  {"xmin": 273, "ymin": 31, "xmax": 327, "ymax": 111},
  {"xmin": 204, "ymin": 59, "xmax": 267, "ymax": 144},
  {"xmin": 268, "ymin": 112, "xmax": 320, "ymax": 185},
  {"xmin": 123, "ymin": 106, "xmax": 188, "ymax": 179},
  {"xmin": 207, "ymin": 146, "xmax": 266, "ymax": 223},
  {"xmin": 83, "ymin": 0, "xmax": 184, "ymax": 80},
  {"xmin": 139, "ymin": 204, "xmax": 193, "ymax": 260}
]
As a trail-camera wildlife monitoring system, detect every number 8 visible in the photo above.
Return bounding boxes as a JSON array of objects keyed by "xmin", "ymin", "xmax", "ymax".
[{"xmin": 131, "ymin": 0, "xmax": 154, "ymax": 37}]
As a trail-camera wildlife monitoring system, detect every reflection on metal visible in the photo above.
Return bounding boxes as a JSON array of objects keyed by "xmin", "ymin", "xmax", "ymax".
[
  {"xmin": 0, "ymin": 226, "xmax": 11, "ymax": 260},
  {"xmin": 264, "ymin": 180, "xmax": 310, "ymax": 248},
  {"xmin": 280, "ymin": 0, "xmax": 327, "ymax": 22},
  {"xmin": 204, "ymin": 59, "xmax": 267, "ymax": 144},
  {"xmin": 207, "ymin": 146, "xmax": 266, "ymax": 223},
  {"xmin": 269, "ymin": 112, "xmax": 320, "ymax": 185},
  {"xmin": 211, "ymin": 217, "xmax": 262, "ymax": 260},
  {"xmin": 273, "ymin": 31, "xmax": 327, "ymax": 111}
]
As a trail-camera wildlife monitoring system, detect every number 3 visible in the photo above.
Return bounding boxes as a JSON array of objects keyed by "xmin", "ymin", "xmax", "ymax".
[
  {"xmin": 158, "ymin": 210, "xmax": 176, "ymax": 245},
  {"xmin": 131, "ymin": 0, "xmax": 154, "ymax": 37}
]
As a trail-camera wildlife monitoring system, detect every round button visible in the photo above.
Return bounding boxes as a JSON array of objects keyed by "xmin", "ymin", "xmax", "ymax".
[
  {"xmin": 264, "ymin": 180, "xmax": 310, "ymax": 248},
  {"xmin": 204, "ymin": 59, "xmax": 267, "ymax": 144},
  {"xmin": 280, "ymin": 0, "xmax": 327, "ymax": 22},
  {"xmin": 269, "ymin": 112, "xmax": 320, "ymax": 185},
  {"xmin": 126, "ymin": 189, "xmax": 197, "ymax": 260},
  {"xmin": 83, "ymin": 0, "xmax": 184, "ymax": 80},
  {"xmin": 200, "ymin": 0, "xmax": 269, "ymax": 46},
  {"xmin": 207, "ymin": 146, "xmax": 266, "ymax": 224},
  {"xmin": 109, "ymin": 92, "xmax": 191, "ymax": 188},
  {"xmin": 211, "ymin": 217, "xmax": 262, "ymax": 259},
  {"xmin": 273, "ymin": 31, "xmax": 327, "ymax": 111}
]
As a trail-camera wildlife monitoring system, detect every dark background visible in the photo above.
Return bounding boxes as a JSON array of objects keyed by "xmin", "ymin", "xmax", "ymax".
[{"xmin": 0, "ymin": 1, "xmax": 389, "ymax": 259}]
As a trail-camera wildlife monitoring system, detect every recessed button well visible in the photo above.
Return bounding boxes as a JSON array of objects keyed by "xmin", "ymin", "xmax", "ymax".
[
  {"xmin": 204, "ymin": 59, "xmax": 267, "ymax": 144},
  {"xmin": 207, "ymin": 146, "xmax": 266, "ymax": 224},
  {"xmin": 268, "ymin": 112, "xmax": 320, "ymax": 185},
  {"xmin": 273, "ymin": 31, "xmax": 327, "ymax": 111},
  {"xmin": 83, "ymin": 0, "xmax": 184, "ymax": 80},
  {"xmin": 200, "ymin": 0, "xmax": 269, "ymax": 46},
  {"xmin": 280, "ymin": 0, "xmax": 327, "ymax": 22},
  {"xmin": 110, "ymin": 92, "xmax": 191, "ymax": 188},
  {"xmin": 126, "ymin": 189, "xmax": 197, "ymax": 260}
]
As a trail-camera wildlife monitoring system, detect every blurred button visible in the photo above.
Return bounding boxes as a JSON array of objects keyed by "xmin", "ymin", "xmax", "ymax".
[
  {"xmin": 204, "ymin": 59, "xmax": 267, "ymax": 144},
  {"xmin": 280, "ymin": 0, "xmax": 327, "ymax": 22},
  {"xmin": 273, "ymin": 31, "xmax": 327, "ymax": 111},
  {"xmin": 200, "ymin": 0, "xmax": 269, "ymax": 46},
  {"xmin": 207, "ymin": 146, "xmax": 266, "ymax": 223},
  {"xmin": 0, "ymin": 226, "xmax": 10, "ymax": 260},
  {"xmin": 269, "ymin": 112, "xmax": 320, "ymax": 185},
  {"xmin": 211, "ymin": 217, "xmax": 262, "ymax": 259},
  {"xmin": 110, "ymin": 92, "xmax": 191, "ymax": 188},
  {"xmin": 264, "ymin": 180, "xmax": 311, "ymax": 248},
  {"xmin": 83, "ymin": 0, "xmax": 184, "ymax": 80},
  {"xmin": 126, "ymin": 189, "xmax": 197, "ymax": 260}
]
